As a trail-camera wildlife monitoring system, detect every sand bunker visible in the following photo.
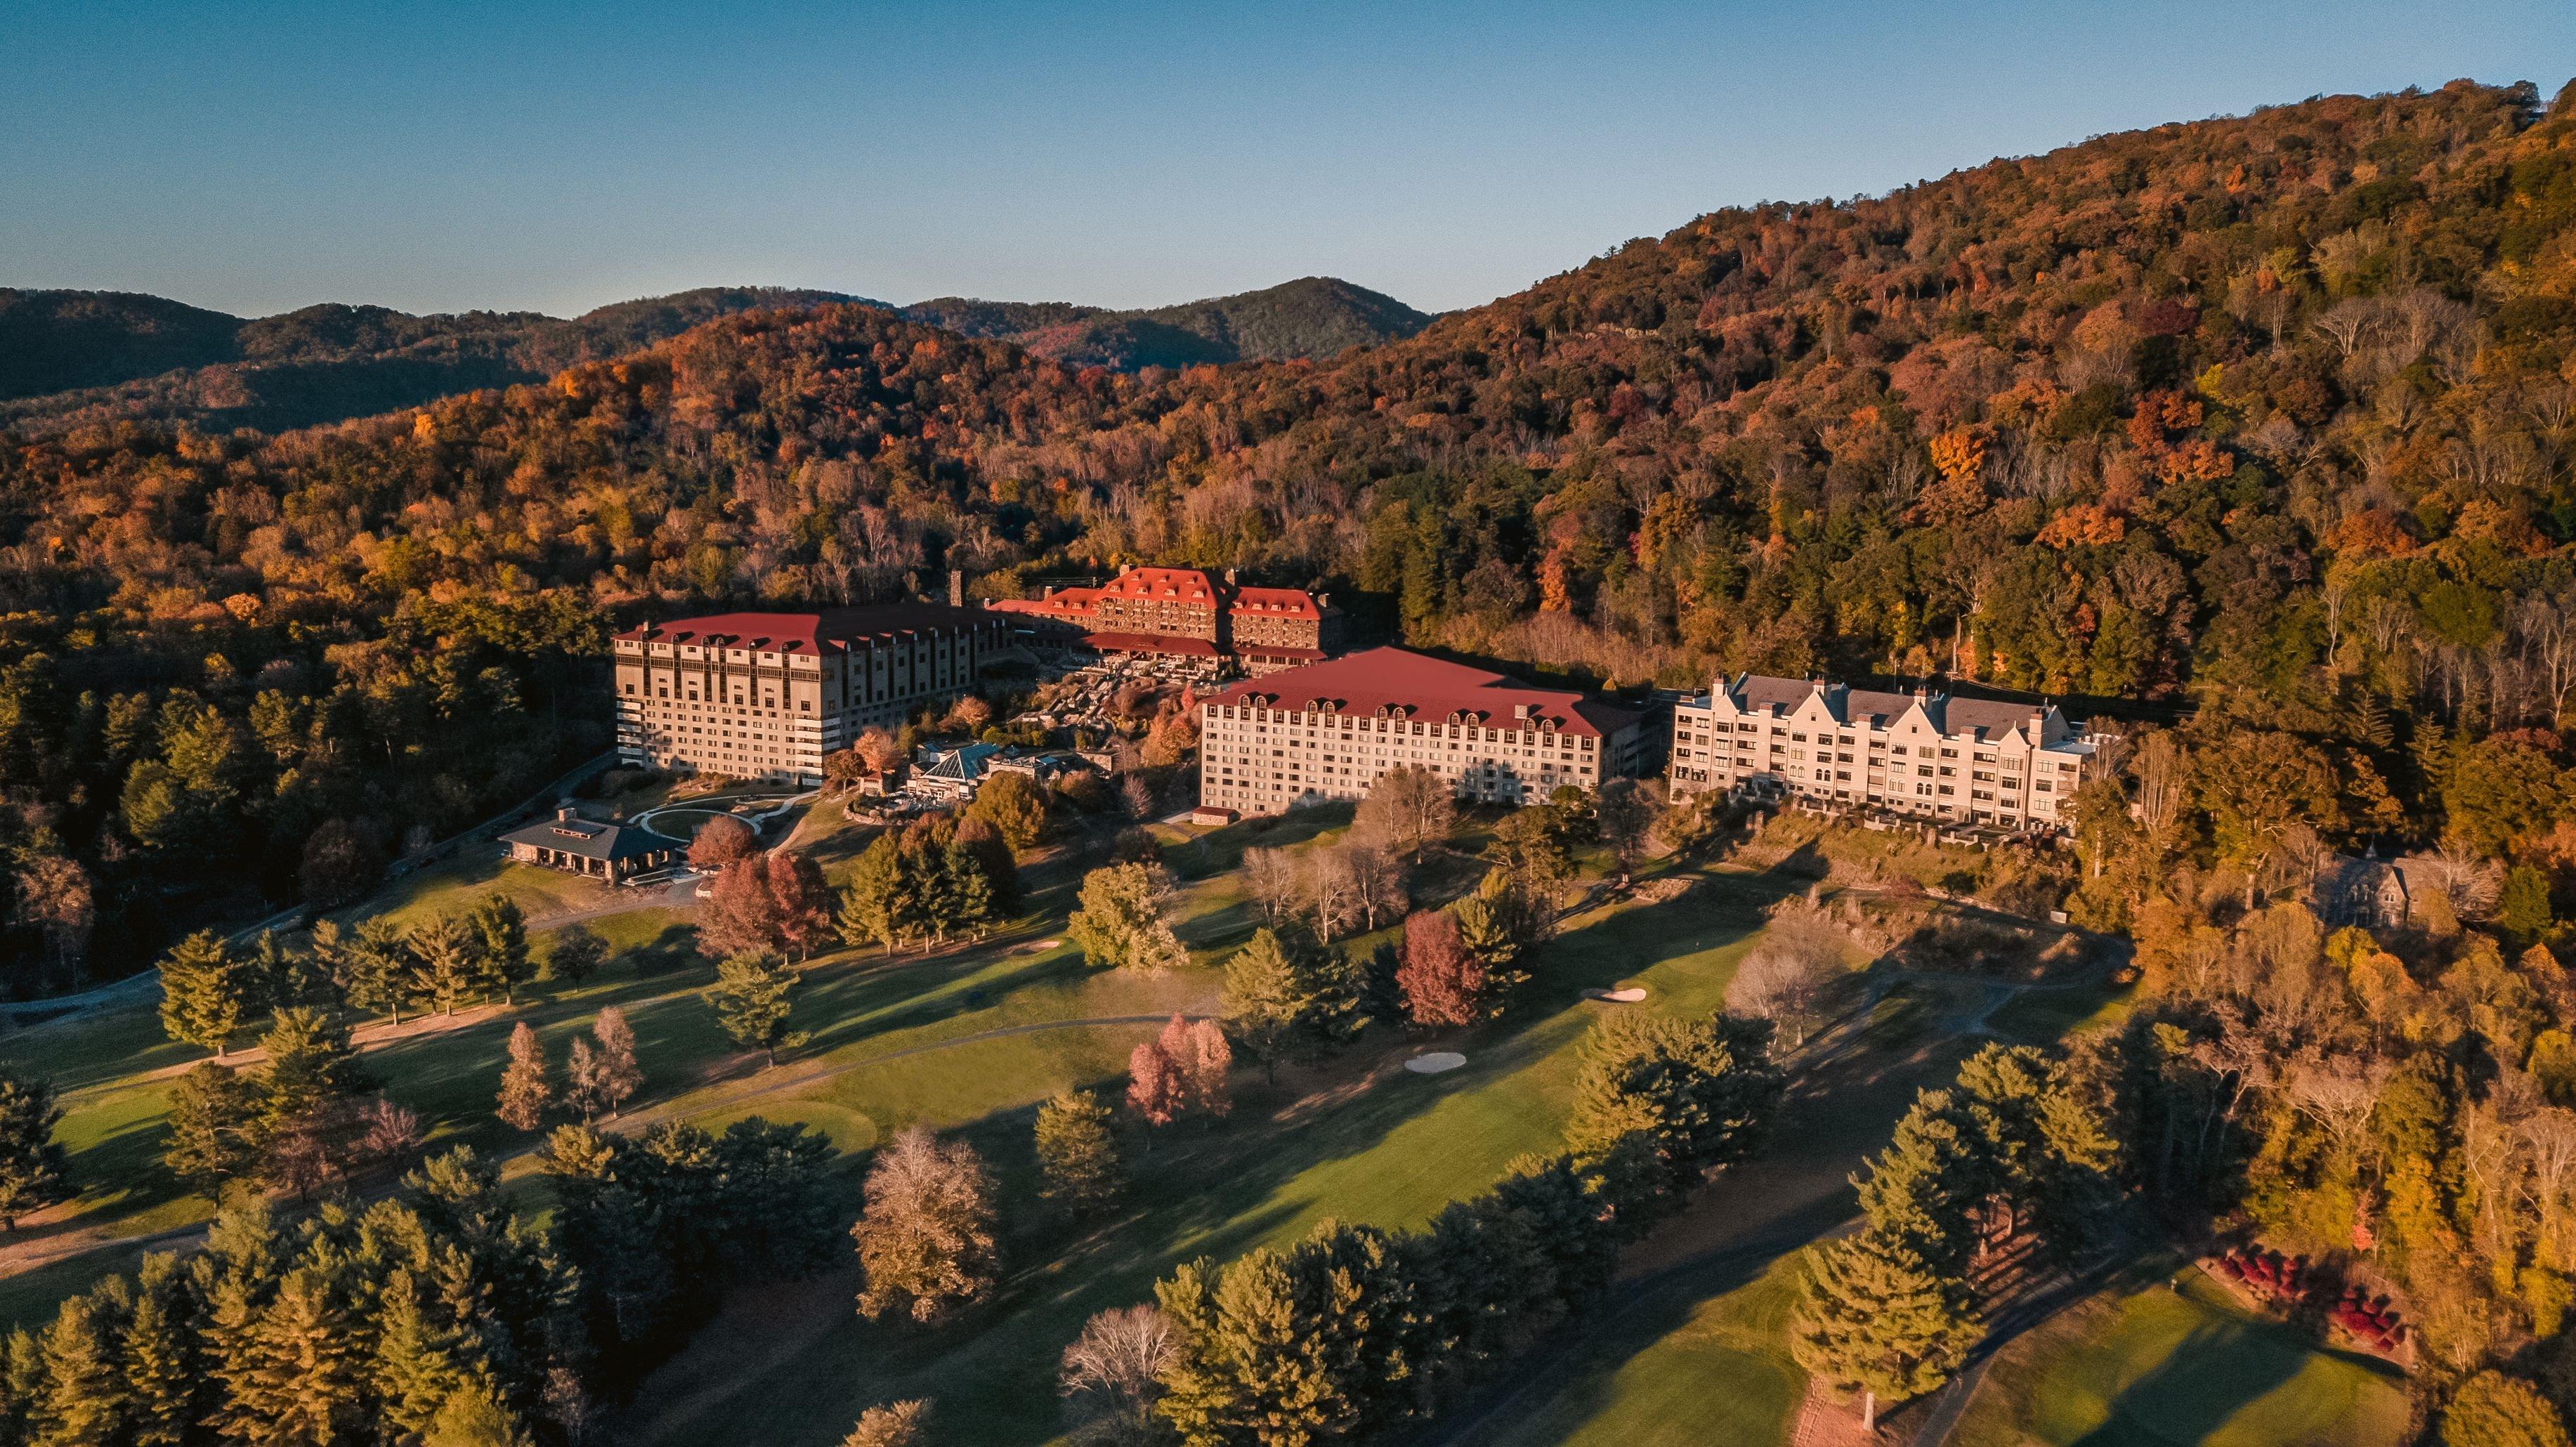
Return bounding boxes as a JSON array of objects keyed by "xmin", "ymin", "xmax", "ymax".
[
  {"xmin": 1581, "ymin": 987, "xmax": 1649, "ymax": 1003},
  {"xmin": 1404, "ymin": 1052, "xmax": 1467, "ymax": 1075}
]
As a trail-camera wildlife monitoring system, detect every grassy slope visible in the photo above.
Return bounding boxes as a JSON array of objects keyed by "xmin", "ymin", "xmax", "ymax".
[
  {"xmin": 1948, "ymin": 1265, "xmax": 2410, "ymax": 1447},
  {"xmin": 626, "ymin": 871, "xmax": 1790, "ymax": 1446}
]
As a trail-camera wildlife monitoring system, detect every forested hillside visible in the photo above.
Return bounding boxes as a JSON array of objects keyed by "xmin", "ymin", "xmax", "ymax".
[
  {"xmin": 902, "ymin": 275, "xmax": 1434, "ymax": 367},
  {"xmin": 0, "ymin": 78, "xmax": 2572, "ymax": 991},
  {"xmin": 0, "ymin": 286, "xmax": 872, "ymax": 436}
]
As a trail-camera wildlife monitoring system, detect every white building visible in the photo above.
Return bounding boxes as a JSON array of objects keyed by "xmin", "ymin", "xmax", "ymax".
[
  {"xmin": 1667, "ymin": 675, "xmax": 2100, "ymax": 833},
  {"xmin": 611, "ymin": 605, "xmax": 1005, "ymax": 787},
  {"xmin": 1197, "ymin": 647, "xmax": 1647, "ymax": 815}
]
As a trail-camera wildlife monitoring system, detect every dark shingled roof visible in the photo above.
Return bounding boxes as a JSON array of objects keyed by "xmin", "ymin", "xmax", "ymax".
[{"xmin": 501, "ymin": 809, "xmax": 669, "ymax": 863}]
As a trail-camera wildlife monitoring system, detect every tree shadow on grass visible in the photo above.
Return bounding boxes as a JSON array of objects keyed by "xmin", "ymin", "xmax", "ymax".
[{"xmin": 2067, "ymin": 1321, "xmax": 2309, "ymax": 1447}]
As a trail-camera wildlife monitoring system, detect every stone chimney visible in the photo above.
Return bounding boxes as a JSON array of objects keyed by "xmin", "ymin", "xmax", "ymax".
[
  {"xmin": 948, "ymin": 568, "xmax": 965, "ymax": 607},
  {"xmin": 556, "ymin": 806, "xmax": 578, "ymax": 823}
]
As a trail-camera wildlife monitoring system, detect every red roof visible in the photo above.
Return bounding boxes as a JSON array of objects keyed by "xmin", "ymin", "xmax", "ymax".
[
  {"xmin": 1203, "ymin": 647, "xmax": 1633, "ymax": 737},
  {"xmin": 1098, "ymin": 567, "xmax": 1220, "ymax": 605},
  {"xmin": 1230, "ymin": 586, "xmax": 1321, "ymax": 620},
  {"xmin": 617, "ymin": 604, "xmax": 993, "ymax": 655},
  {"xmin": 983, "ymin": 570, "xmax": 1331, "ymax": 625}
]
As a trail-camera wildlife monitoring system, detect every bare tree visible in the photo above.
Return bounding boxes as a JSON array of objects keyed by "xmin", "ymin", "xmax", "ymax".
[
  {"xmin": 1241, "ymin": 847, "xmax": 1298, "ymax": 927},
  {"xmin": 1725, "ymin": 903, "xmax": 1848, "ymax": 1047},
  {"xmin": 1352, "ymin": 766, "xmax": 1456, "ymax": 863},
  {"xmin": 1059, "ymin": 1304, "xmax": 1175, "ymax": 1442}
]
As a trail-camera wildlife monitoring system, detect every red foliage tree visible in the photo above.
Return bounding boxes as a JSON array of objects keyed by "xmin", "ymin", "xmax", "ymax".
[
  {"xmin": 1126, "ymin": 1039, "xmax": 1181, "ymax": 1129},
  {"xmin": 1396, "ymin": 909, "xmax": 1486, "ymax": 1030},
  {"xmin": 688, "ymin": 814, "xmax": 759, "ymax": 870}
]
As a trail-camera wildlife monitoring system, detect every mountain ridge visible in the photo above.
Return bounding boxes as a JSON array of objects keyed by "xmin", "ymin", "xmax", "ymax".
[{"xmin": 0, "ymin": 275, "xmax": 1433, "ymax": 436}]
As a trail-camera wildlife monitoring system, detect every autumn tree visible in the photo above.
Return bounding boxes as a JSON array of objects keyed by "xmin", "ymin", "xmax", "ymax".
[
  {"xmin": 1127, "ymin": 1040, "xmax": 1183, "ymax": 1131},
  {"xmin": 842, "ymin": 1399, "xmax": 934, "ymax": 1447},
  {"xmin": 1396, "ymin": 908, "xmax": 1489, "ymax": 1028},
  {"xmin": 1068, "ymin": 863, "xmax": 1186, "ymax": 973},
  {"xmin": 853, "ymin": 1127, "xmax": 999, "ymax": 1322},
  {"xmin": 687, "ymin": 814, "xmax": 759, "ymax": 870},
  {"xmin": 962, "ymin": 770, "xmax": 1050, "ymax": 851},
  {"xmin": 1593, "ymin": 778, "xmax": 1656, "ymax": 877},
  {"xmin": 497, "ymin": 1021, "xmax": 550, "ymax": 1132},
  {"xmin": 1060, "ymin": 1304, "xmax": 1174, "ymax": 1441}
]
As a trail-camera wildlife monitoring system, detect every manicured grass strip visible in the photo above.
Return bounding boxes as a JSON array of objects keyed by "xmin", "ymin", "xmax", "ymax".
[
  {"xmin": 1947, "ymin": 1265, "xmax": 2410, "ymax": 1447},
  {"xmin": 1484, "ymin": 1255, "xmax": 1808, "ymax": 1447}
]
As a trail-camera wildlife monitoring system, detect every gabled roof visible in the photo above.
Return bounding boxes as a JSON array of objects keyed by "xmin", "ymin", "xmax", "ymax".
[
  {"xmin": 500, "ymin": 810, "xmax": 667, "ymax": 862},
  {"xmin": 1204, "ymin": 647, "xmax": 1633, "ymax": 737},
  {"xmin": 1098, "ymin": 567, "xmax": 1220, "ymax": 604},
  {"xmin": 617, "ymin": 604, "xmax": 994, "ymax": 655},
  {"xmin": 1716, "ymin": 674, "xmax": 2062, "ymax": 744},
  {"xmin": 1229, "ymin": 586, "xmax": 1323, "ymax": 620}
]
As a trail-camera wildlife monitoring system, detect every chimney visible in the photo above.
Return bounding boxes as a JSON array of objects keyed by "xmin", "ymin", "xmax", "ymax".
[
  {"xmin": 948, "ymin": 568, "xmax": 965, "ymax": 607},
  {"xmin": 556, "ymin": 806, "xmax": 577, "ymax": 823}
]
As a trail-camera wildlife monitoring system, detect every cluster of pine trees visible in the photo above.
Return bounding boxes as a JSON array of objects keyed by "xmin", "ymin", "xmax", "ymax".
[
  {"xmin": 0, "ymin": 1151, "xmax": 582, "ymax": 1446},
  {"xmin": 1145, "ymin": 1008, "xmax": 1782, "ymax": 1443},
  {"xmin": 1791, "ymin": 1045, "xmax": 2123, "ymax": 1427},
  {"xmin": 539, "ymin": 1117, "xmax": 840, "ymax": 1385}
]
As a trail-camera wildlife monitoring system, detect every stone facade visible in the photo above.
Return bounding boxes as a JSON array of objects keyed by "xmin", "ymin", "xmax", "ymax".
[{"xmin": 986, "ymin": 565, "xmax": 1342, "ymax": 666}]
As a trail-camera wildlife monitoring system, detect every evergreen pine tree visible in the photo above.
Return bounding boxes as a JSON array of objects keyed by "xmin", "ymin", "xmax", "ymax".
[
  {"xmin": 254, "ymin": 1007, "xmax": 373, "ymax": 1139},
  {"xmin": 157, "ymin": 931, "xmax": 256, "ymax": 1058},
  {"xmin": 209, "ymin": 1267, "xmax": 364, "ymax": 1446},
  {"xmin": 706, "ymin": 951, "xmax": 803, "ymax": 1067},
  {"xmin": 0, "ymin": 1328, "xmax": 41, "ymax": 1447},
  {"xmin": 34, "ymin": 1285, "xmax": 133, "ymax": 1447},
  {"xmin": 0, "ymin": 1069, "xmax": 67, "ymax": 1232},
  {"xmin": 407, "ymin": 917, "xmax": 479, "ymax": 1018},
  {"xmin": 163, "ymin": 1063, "xmax": 259, "ymax": 1198},
  {"xmin": 1034, "ymin": 1091, "xmax": 1123, "ymax": 1214},
  {"xmin": 371, "ymin": 1278, "xmax": 471, "ymax": 1441},
  {"xmin": 1791, "ymin": 1229, "xmax": 1982, "ymax": 1431},
  {"xmin": 1219, "ymin": 927, "xmax": 1358, "ymax": 1082},
  {"xmin": 466, "ymin": 894, "xmax": 532, "ymax": 1005},
  {"xmin": 496, "ymin": 1022, "xmax": 550, "ymax": 1132},
  {"xmin": 121, "ymin": 1254, "xmax": 202, "ymax": 1447},
  {"xmin": 343, "ymin": 918, "xmax": 415, "ymax": 1027},
  {"xmin": 546, "ymin": 924, "xmax": 610, "ymax": 986},
  {"xmin": 423, "ymin": 1378, "xmax": 535, "ymax": 1447}
]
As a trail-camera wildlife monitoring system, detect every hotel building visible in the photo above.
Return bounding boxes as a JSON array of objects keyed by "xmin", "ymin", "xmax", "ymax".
[
  {"xmin": 986, "ymin": 565, "xmax": 1342, "ymax": 672},
  {"xmin": 611, "ymin": 605, "xmax": 1006, "ymax": 787},
  {"xmin": 1197, "ymin": 646, "xmax": 1647, "ymax": 815},
  {"xmin": 1666, "ymin": 674, "xmax": 2100, "ymax": 832}
]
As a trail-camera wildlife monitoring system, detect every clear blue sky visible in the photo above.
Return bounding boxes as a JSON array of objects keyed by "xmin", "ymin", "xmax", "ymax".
[{"xmin": 4, "ymin": 1, "xmax": 2570, "ymax": 319}]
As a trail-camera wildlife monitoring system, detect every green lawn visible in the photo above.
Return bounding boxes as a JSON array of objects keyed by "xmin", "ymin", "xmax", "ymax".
[
  {"xmin": 625, "ymin": 872, "xmax": 1791, "ymax": 1447},
  {"xmin": 1948, "ymin": 1266, "xmax": 2411, "ymax": 1447},
  {"xmin": 1486, "ymin": 1255, "xmax": 1809, "ymax": 1447},
  {"xmin": 369, "ymin": 851, "xmax": 616, "ymax": 929}
]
